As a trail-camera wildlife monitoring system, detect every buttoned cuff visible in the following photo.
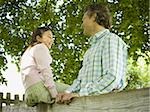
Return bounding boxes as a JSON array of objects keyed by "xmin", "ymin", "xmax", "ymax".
[{"xmin": 65, "ymin": 90, "xmax": 71, "ymax": 93}]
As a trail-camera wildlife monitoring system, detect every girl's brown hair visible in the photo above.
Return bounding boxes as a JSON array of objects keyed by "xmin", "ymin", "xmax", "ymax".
[{"xmin": 30, "ymin": 26, "xmax": 51, "ymax": 47}]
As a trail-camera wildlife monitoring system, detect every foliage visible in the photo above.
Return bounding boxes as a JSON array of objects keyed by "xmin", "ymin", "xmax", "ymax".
[
  {"xmin": 0, "ymin": 51, "xmax": 7, "ymax": 85},
  {"xmin": 0, "ymin": 0, "xmax": 149, "ymax": 89},
  {"xmin": 126, "ymin": 51, "xmax": 150, "ymax": 90}
]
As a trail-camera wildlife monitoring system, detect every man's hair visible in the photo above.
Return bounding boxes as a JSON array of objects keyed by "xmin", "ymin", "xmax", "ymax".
[{"xmin": 85, "ymin": 3, "xmax": 112, "ymax": 29}]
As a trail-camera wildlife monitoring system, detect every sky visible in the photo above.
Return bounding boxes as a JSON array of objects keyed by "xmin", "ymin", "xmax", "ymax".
[{"xmin": 0, "ymin": 55, "xmax": 25, "ymax": 99}]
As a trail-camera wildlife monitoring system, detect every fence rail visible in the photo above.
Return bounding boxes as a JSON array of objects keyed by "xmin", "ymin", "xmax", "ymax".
[{"xmin": 0, "ymin": 88, "xmax": 150, "ymax": 112}]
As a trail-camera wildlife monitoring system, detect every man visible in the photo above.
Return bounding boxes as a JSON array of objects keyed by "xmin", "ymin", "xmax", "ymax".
[{"xmin": 56, "ymin": 3, "xmax": 128, "ymax": 103}]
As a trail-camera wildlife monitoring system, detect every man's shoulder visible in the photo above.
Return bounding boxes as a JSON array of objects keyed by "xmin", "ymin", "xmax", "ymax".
[
  {"xmin": 108, "ymin": 32, "xmax": 119, "ymax": 39},
  {"xmin": 104, "ymin": 32, "xmax": 127, "ymax": 47},
  {"xmin": 108, "ymin": 32, "xmax": 124, "ymax": 41}
]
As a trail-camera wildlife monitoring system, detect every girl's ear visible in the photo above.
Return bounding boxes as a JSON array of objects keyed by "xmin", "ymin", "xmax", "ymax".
[{"xmin": 36, "ymin": 35, "xmax": 42, "ymax": 42}]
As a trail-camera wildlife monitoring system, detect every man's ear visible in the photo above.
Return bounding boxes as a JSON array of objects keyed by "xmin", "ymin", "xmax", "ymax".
[
  {"xmin": 36, "ymin": 35, "xmax": 42, "ymax": 42},
  {"xmin": 92, "ymin": 13, "xmax": 97, "ymax": 21}
]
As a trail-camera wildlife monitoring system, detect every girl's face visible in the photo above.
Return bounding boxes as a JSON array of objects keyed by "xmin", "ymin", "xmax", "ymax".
[{"xmin": 39, "ymin": 30, "xmax": 54, "ymax": 48}]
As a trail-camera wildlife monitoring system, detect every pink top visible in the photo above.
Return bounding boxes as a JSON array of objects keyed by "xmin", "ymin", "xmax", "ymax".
[{"xmin": 20, "ymin": 43, "xmax": 57, "ymax": 97}]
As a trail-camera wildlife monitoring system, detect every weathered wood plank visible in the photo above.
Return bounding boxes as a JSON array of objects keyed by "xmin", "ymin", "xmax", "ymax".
[
  {"xmin": 3, "ymin": 103, "xmax": 36, "ymax": 112},
  {"xmin": 2, "ymin": 88, "xmax": 150, "ymax": 112},
  {"xmin": 51, "ymin": 88, "xmax": 150, "ymax": 112}
]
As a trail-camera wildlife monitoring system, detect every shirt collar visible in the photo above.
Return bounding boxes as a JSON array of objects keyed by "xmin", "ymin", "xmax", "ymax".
[{"xmin": 89, "ymin": 29, "xmax": 109, "ymax": 45}]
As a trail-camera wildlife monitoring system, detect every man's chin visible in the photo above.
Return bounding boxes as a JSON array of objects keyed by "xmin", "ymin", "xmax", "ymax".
[
  {"xmin": 83, "ymin": 31, "xmax": 90, "ymax": 36},
  {"xmin": 83, "ymin": 31, "xmax": 87, "ymax": 35}
]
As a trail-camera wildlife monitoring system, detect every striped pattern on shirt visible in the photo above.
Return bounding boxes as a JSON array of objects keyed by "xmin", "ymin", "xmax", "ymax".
[{"xmin": 66, "ymin": 29, "xmax": 128, "ymax": 96}]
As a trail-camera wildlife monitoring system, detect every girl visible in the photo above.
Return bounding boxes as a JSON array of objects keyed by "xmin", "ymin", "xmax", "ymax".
[{"xmin": 20, "ymin": 26, "xmax": 57, "ymax": 107}]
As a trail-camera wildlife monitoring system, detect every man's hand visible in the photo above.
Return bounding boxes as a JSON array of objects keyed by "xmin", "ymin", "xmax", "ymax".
[
  {"xmin": 56, "ymin": 93, "xmax": 79, "ymax": 104},
  {"xmin": 55, "ymin": 93, "xmax": 65, "ymax": 104},
  {"xmin": 61, "ymin": 93, "xmax": 74, "ymax": 104}
]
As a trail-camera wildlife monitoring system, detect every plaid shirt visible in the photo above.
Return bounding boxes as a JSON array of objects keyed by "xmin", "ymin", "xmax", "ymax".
[{"xmin": 66, "ymin": 29, "xmax": 128, "ymax": 96}]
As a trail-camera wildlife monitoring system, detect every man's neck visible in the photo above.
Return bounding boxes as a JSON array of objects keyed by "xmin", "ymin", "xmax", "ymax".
[{"xmin": 91, "ymin": 25, "xmax": 106, "ymax": 36}]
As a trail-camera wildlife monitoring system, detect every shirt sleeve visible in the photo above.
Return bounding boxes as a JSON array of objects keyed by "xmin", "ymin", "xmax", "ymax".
[
  {"xmin": 65, "ymin": 61, "xmax": 86, "ymax": 94},
  {"xmin": 33, "ymin": 44, "xmax": 57, "ymax": 97},
  {"xmin": 65, "ymin": 78, "xmax": 81, "ymax": 93},
  {"xmin": 94, "ymin": 35, "xmax": 127, "ymax": 93}
]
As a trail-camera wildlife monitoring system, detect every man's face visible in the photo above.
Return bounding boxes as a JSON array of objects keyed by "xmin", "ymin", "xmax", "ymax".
[{"xmin": 82, "ymin": 11, "xmax": 95, "ymax": 36}]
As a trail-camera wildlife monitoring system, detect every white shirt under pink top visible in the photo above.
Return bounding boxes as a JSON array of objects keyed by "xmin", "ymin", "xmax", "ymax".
[{"xmin": 20, "ymin": 43, "xmax": 57, "ymax": 97}]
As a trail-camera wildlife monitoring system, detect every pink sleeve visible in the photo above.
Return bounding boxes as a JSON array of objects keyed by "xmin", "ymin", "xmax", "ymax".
[{"xmin": 33, "ymin": 44, "xmax": 57, "ymax": 97}]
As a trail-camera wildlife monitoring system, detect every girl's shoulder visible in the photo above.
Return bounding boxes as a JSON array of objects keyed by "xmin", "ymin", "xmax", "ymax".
[{"xmin": 32, "ymin": 43, "xmax": 48, "ymax": 51}]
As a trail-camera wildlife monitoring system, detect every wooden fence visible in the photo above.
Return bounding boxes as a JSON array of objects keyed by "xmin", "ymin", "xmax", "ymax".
[
  {"xmin": 0, "ymin": 92, "xmax": 36, "ymax": 112},
  {"xmin": 0, "ymin": 93, "xmax": 22, "ymax": 111},
  {"xmin": 0, "ymin": 87, "xmax": 150, "ymax": 112}
]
